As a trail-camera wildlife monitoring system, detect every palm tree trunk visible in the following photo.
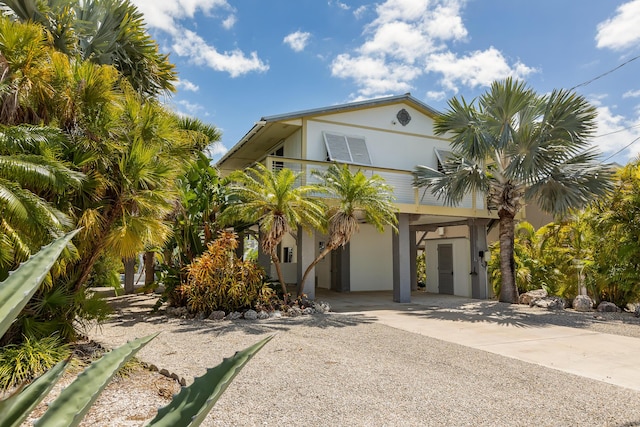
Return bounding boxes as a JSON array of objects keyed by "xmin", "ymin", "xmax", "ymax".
[
  {"xmin": 271, "ymin": 252, "xmax": 288, "ymax": 304},
  {"xmin": 144, "ymin": 251, "xmax": 155, "ymax": 286},
  {"xmin": 297, "ymin": 245, "xmax": 335, "ymax": 297},
  {"xmin": 123, "ymin": 257, "xmax": 135, "ymax": 294},
  {"xmin": 498, "ymin": 212, "xmax": 518, "ymax": 303}
]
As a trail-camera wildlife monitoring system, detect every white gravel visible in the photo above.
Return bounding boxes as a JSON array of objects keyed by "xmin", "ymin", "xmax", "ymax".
[{"xmin": 87, "ymin": 295, "xmax": 640, "ymax": 426}]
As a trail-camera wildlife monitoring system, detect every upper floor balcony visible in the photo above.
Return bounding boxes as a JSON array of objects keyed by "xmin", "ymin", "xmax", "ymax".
[{"xmin": 263, "ymin": 156, "xmax": 490, "ymax": 218}]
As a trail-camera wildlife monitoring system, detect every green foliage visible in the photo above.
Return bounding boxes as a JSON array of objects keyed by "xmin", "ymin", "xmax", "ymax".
[
  {"xmin": 588, "ymin": 161, "xmax": 640, "ymax": 306},
  {"xmin": 180, "ymin": 231, "xmax": 275, "ymax": 314},
  {"xmin": 0, "ymin": 230, "xmax": 271, "ymax": 427},
  {"xmin": 0, "ymin": 335, "xmax": 69, "ymax": 390},
  {"xmin": 87, "ymin": 254, "xmax": 123, "ymax": 292},
  {"xmin": 416, "ymin": 252, "xmax": 426, "ymax": 286}
]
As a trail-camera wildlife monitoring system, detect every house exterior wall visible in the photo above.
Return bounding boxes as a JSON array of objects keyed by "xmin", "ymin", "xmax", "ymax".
[
  {"xmin": 304, "ymin": 115, "xmax": 448, "ymax": 171},
  {"xmin": 283, "ymin": 129, "xmax": 302, "ymax": 159},
  {"xmin": 349, "ymin": 225, "xmax": 393, "ymax": 291},
  {"xmin": 425, "ymin": 237, "xmax": 472, "ymax": 297},
  {"xmin": 315, "ymin": 231, "xmax": 331, "ymax": 289}
]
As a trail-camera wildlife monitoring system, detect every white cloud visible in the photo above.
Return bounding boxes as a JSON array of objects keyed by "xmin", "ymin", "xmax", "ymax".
[
  {"xmin": 131, "ymin": 0, "xmax": 267, "ymax": 77},
  {"xmin": 330, "ymin": 0, "xmax": 531, "ymax": 99},
  {"xmin": 590, "ymin": 98, "xmax": 640, "ymax": 161},
  {"xmin": 176, "ymin": 99, "xmax": 206, "ymax": 115},
  {"xmin": 623, "ymin": 89, "xmax": 640, "ymax": 98},
  {"xmin": 222, "ymin": 14, "xmax": 237, "ymax": 29},
  {"xmin": 175, "ymin": 79, "xmax": 200, "ymax": 92},
  {"xmin": 207, "ymin": 143, "xmax": 229, "ymax": 160},
  {"xmin": 426, "ymin": 48, "xmax": 536, "ymax": 92},
  {"xmin": 329, "ymin": 0, "xmax": 350, "ymax": 10},
  {"xmin": 353, "ymin": 5, "xmax": 368, "ymax": 19},
  {"xmin": 596, "ymin": 0, "xmax": 640, "ymax": 51},
  {"xmin": 426, "ymin": 90, "xmax": 447, "ymax": 101},
  {"xmin": 332, "ymin": 54, "xmax": 420, "ymax": 96},
  {"xmin": 173, "ymin": 29, "xmax": 269, "ymax": 77},
  {"xmin": 283, "ymin": 31, "xmax": 312, "ymax": 52}
]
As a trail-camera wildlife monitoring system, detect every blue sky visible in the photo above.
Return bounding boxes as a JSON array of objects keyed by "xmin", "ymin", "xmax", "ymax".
[{"xmin": 131, "ymin": 0, "xmax": 640, "ymax": 164}]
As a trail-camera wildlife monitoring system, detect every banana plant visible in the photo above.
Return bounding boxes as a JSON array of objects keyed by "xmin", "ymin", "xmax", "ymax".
[{"xmin": 0, "ymin": 230, "xmax": 272, "ymax": 427}]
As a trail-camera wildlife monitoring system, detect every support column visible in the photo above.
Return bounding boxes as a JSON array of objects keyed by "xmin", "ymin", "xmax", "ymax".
[
  {"xmin": 257, "ymin": 229, "xmax": 271, "ymax": 278},
  {"xmin": 468, "ymin": 219, "xmax": 490, "ymax": 299},
  {"xmin": 393, "ymin": 213, "xmax": 411, "ymax": 303},
  {"xmin": 410, "ymin": 229, "xmax": 417, "ymax": 291},
  {"xmin": 297, "ymin": 229, "xmax": 316, "ymax": 299}
]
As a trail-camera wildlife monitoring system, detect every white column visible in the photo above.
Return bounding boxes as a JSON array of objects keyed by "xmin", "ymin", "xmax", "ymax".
[
  {"xmin": 393, "ymin": 213, "xmax": 411, "ymax": 303},
  {"xmin": 297, "ymin": 228, "xmax": 316, "ymax": 299}
]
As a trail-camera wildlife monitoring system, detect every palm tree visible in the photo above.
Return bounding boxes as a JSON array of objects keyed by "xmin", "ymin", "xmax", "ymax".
[
  {"xmin": 413, "ymin": 78, "xmax": 613, "ymax": 303},
  {"xmin": 2, "ymin": 0, "xmax": 176, "ymax": 97},
  {"xmin": 297, "ymin": 163, "xmax": 398, "ymax": 297},
  {"xmin": 0, "ymin": 125, "xmax": 82, "ymax": 278},
  {"xmin": 221, "ymin": 163, "xmax": 326, "ymax": 302},
  {"xmin": 69, "ymin": 92, "xmax": 200, "ymax": 292}
]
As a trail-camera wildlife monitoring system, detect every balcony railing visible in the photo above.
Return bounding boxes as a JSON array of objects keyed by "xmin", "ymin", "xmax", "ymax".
[{"xmin": 263, "ymin": 156, "xmax": 484, "ymax": 212}]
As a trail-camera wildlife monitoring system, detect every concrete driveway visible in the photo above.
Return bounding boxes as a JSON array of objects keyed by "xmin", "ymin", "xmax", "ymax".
[{"xmin": 318, "ymin": 289, "xmax": 640, "ymax": 391}]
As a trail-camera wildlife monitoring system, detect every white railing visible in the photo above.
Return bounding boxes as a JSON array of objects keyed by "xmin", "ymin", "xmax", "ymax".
[{"xmin": 263, "ymin": 156, "xmax": 482, "ymax": 211}]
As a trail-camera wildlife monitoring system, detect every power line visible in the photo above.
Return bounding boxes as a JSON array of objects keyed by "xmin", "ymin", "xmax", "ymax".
[
  {"xmin": 601, "ymin": 135, "xmax": 640, "ymax": 163},
  {"xmin": 594, "ymin": 122, "xmax": 640, "ymax": 138},
  {"xmin": 569, "ymin": 54, "xmax": 640, "ymax": 91}
]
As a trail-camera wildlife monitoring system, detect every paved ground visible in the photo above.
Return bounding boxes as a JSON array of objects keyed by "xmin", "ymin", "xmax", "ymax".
[
  {"xmin": 85, "ymin": 291, "xmax": 640, "ymax": 426},
  {"xmin": 319, "ymin": 290, "xmax": 640, "ymax": 391}
]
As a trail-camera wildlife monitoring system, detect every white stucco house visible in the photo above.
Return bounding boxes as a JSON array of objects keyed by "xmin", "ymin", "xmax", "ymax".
[{"xmin": 217, "ymin": 94, "xmax": 503, "ymax": 302}]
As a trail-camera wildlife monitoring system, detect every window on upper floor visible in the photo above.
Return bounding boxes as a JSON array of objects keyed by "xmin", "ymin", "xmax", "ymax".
[
  {"xmin": 323, "ymin": 131, "xmax": 372, "ymax": 165},
  {"xmin": 271, "ymin": 146, "xmax": 284, "ymax": 171},
  {"xmin": 434, "ymin": 148, "xmax": 453, "ymax": 173}
]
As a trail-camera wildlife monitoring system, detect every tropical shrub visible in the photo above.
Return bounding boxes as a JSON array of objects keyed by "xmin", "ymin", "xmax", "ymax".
[
  {"xmin": 588, "ymin": 161, "xmax": 640, "ymax": 306},
  {"xmin": 180, "ymin": 231, "xmax": 275, "ymax": 314},
  {"xmin": 0, "ymin": 230, "xmax": 272, "ymax": 427},
  {"xmin": 0, "ymin": 335, "xmax": 69, "ymax": 390}
]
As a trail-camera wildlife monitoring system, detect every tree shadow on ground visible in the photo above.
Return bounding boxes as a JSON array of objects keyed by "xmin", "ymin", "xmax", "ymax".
[
  {"xmin": 96, "ymin": 294, "xmax": 376, "ymax": 337},
  {"xmin": 399, "ymin": 300, "xmax": 618, "ymax": 331}
]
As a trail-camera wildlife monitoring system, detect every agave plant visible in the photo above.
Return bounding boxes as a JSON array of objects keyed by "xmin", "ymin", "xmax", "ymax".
[{"xmin": 0, "ymin": 230, "xmax": 271, "ymax": 427}]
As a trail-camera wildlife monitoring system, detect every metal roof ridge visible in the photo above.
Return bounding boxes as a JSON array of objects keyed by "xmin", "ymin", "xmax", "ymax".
[{"xmin": 261, "ymin": 93, "xmax": 441, "ymax": 122}]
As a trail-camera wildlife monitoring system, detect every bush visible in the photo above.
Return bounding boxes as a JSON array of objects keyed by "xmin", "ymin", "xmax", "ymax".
[
  {"xmin": 180, "ymin": 231, "xmax": 275, "ymax": 314},
  {"xmin": 0, "ymin": 335, "xmax": 70, "ymax": 390}
]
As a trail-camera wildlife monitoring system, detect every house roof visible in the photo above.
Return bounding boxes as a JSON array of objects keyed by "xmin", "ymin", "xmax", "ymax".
[{"xmin": 216, "ymin": 93, "xmax": 442, "ymax": 171}]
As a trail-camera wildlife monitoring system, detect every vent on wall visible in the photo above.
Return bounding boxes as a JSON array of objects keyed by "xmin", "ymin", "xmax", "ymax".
[{"xmin": 323, "ymin": 132, "xmax": 372, "ymax": 165}]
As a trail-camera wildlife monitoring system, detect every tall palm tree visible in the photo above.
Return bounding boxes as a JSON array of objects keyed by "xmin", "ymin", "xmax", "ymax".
[
  {"xmin": 221, "ymin": 163, "xmax": 326, "ymax": 302},
  {"xmin": 297, "ymin": 163, "xmax": 397, "ymax": 297},
  {"xmin": 69, "ymin": 91, "xmax": 199, "ymax": 292},
  {"xmin": 414, "ymin": 78, "xmax": 613, "ymax": 303}
]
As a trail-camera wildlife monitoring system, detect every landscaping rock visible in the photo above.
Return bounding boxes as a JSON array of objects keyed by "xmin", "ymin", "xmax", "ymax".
[
  {"xmin": 196, "ymin": 312, "xmax": 207, "ymax": 320},
  {"xmin": 167, "ymin": 307, "xmax": 188, "ymax": 318},
  {"xmin": 288, "ymin": 306, "xmax": 302, "ymax": 317},
  {"xmin": 313, "ymin": 301, "xmax": 331, "ymax": 314},
  {"xmin": 519, "ymin": 289, "xmax": 547, "ymax": 305},
  {"xmin": 597, "ymin": 301, "xmax": 620, "ymax": 313},
  {"xmin": 226, "ymin": 311, "xmax": 242, "ymax": 320},
  {"xmin": 573, "ymin": 295, "xmax": 594, "ymax": 312},
  {"xmin": 303, "ymin": 307, "xmax": 316, "ymax": 315},
  {"xmin": 531, "ymin": 296, "xmax": 565, "ymax": 310},
  {"xmin": 208, "ymin": 310, "xmax": 225, "ymax": 321},
  {"xmin": 257, "ymin": 310, "xmax": 270, "ymax": 320},
  {"xmin": 243, "ymin": 309, "xmax": 258, "ymax": 320},
  {"xmin": 270, "ymin": 310, "xmax": 282, "ymax": 319},
  {"xmin": 636, "ymin": 306, "xmax": 640, "ymax": 318}
]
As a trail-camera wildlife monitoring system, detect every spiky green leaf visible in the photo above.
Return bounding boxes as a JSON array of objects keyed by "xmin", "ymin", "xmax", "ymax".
[{"xmin": 148, "ymin": 335, "xmax": 273, "ymax": 427}]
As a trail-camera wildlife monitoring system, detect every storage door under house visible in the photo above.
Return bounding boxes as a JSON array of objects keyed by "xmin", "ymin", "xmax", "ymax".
[{"xmin": 437, "ymin": 244, "xmax": 454, "ymax": 295}]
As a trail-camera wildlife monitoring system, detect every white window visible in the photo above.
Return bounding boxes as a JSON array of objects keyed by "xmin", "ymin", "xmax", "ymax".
[
  {"xmin": 434, "ymin": 148, "xmax": 453, "ymax": 172},
  {"xmin": 323, "ymin": 132, "xmax": 372, "ymax": 165}
]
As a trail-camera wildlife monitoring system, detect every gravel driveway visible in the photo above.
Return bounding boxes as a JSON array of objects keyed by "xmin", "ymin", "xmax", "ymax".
[{"xmin": 87, "ymin": 295, "xmax": 640, "ymax": 426}]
